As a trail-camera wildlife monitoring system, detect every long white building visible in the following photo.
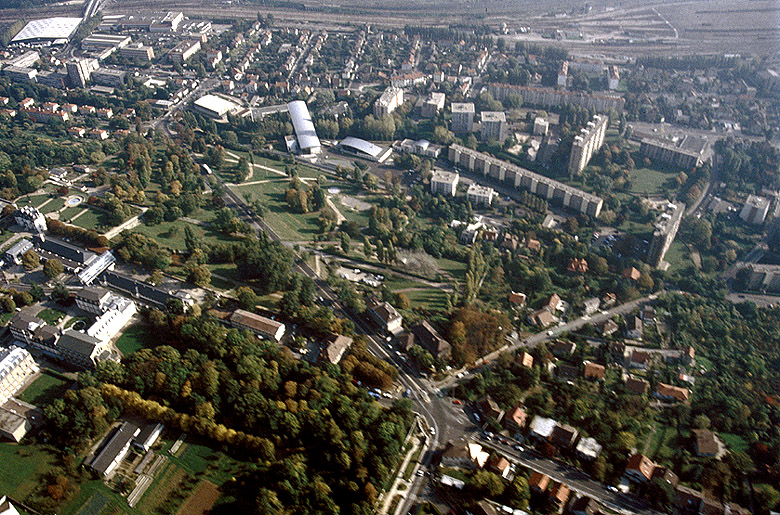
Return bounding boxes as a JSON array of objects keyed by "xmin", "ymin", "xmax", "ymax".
[
  {"xmin": 0, "ymin": 347, "xmax": 37, "ymax": 406},
  {"xmin": 287, "ymin": 100, "xmax": 321, "ymax": 155}
]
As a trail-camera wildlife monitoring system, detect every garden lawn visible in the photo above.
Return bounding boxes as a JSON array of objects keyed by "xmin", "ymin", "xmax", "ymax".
[
  {"xmin": 39, "ymin": 197, "xmax": 66, "ymax": 214},
  {"xmin": 403, "ymin": 289, "xmax": 449, "ymax": 311},
  {"xmin": 231, "ymin": 180, "xmax": 321, "ymax": 241},
  {"xmin": 17, "ymin": 194, "xmax": 49, "ymax": 208},
  {"xmin": 627, "ymin": 166, "xmax": 677, "ymax": 196},
  {"xmin": 130, "ymin": 219, "xmax": 241, "ymax": 252},
  {"xmin": 664, "ymin": 240, "xmax": 691, "ymax": 272},
  {"xmin": 18, "ymin": 371, "xmax": 72, "ymax": 406},
  {"xmin": 435, "ymin": 257, "xmax": 468, "ymax": 281},
  {"xmin": 0, "ymin": 442, "xmax": 57, "ymax": 503},
  {"xmin": 115, "ymin": 322, "xmax": 148, "ymax": 356},
  {"xmin": 719, "ymin": 432, "xmax": 748, "ymax": 454},
  {"xmin": 37, "ymin": 308, "xmax": 66, "ymax": 326},
  {"xmin": 59, "ymin": 206, "xmax": 85, "ymax": 223}
]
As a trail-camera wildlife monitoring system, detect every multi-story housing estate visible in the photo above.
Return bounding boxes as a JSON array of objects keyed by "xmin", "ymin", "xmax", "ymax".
[
  {"xmin": 0, "ymin": 347, "xmax": 37, "ymax": 405},
  {"xmin": 421, "ymin": 92, "xmax": 445, "ymax": 117},
  {"xmin": 640, "ymin": 135, "xmax": 709, "ymax": 169},
  {"xmin": 448, "ymin": 144, "xmax": 603, "ymax": 217},
  {"xmin": 489, "ymin": 83, "xmax": 625, "ymax": 112},
  {"xmin": 568, "ymin": 114, "xmax": 608, "ymax": 176},
  {"xmin": 373, "ymin": 87, "xmax": 404, "ymax": 117},
  {"xmin": 430, "ymin": 170, "xmax": 459, "ymax": 197},
  {"xmin": 451, "ymin": 103, "xmax": 475, "ymax": 133},
  {"xmin": 480, "ymin": 111, "xmax": 507, "ymax": 142},
  {"xmin": 466, "ymin": 184, "xmax": 495, "ymax": 206},
  {"xmin": 168, "ymin": 40, "xmax": 201, "ymax": 63}
]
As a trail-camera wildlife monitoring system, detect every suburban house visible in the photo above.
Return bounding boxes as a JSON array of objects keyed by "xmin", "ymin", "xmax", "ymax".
[
  {"xmin": 626, "ymin": 316, "xmax": 643, "ymax": 340},
  {"xmin": 583, "ymin": 362, "xmax": 606, "ymax": 380},
  {"xmin": 321, "ymin": 334, "xmax": 353, "ymax": 365},
  {"xmin": 411, "ymin": 321, "xmax": 451, "ymax": 361},
  {"xmin": 440, "ymin": 440, "xmax": 489, "ymax": 469},
  {"xmin": 486, "ymin": 454, "xmax": 512, "ymax": 479},
  {"xmin": 366, "ymin": 299, "xmax": 403, "ymax": 334},
  {"xmin": 567, "ymin": 258, "xmax": 589, "ymax": 273},
  {"xmin": 550, "ymin": 423, "xmax": 579, "ymax": 449},
  {"xmin": 656, "ymin": 383, "xmax": 690, "ymax": 402},
  {"xmin": 508, "ymin": 291, "xmax": 527, "ymax": 307},
  {"xmin": 544, "ymin": 294, "xmax": 564, "ymax": 312},
  {"xmin": 599, "ymin": 319, "xmax": 619, "ymax": 337},
  {"xmin": 571, "ymin": 496, "xmax": 602, "ymax": 515},
  {"xmin": 229, "ymin": 309, "xmax": 286, "ymax": 342},
  {"xmin": 625, "ymin": 376, "xmax": 650, "ymax": 395},
  {"xmin": 529, "ymin": 416, "xmax": 557, "ymax": 440},
  {"xmin": 548, "ymin": 482, "xmax": 571, "ymax": 507},
  {"xmin": 552, "ymin": 340, "xmax": 576, "ymax": 357},
  {"xmin": 623, "ymin": 267, "xmax": 641, "ymax": 281},
  {"xmin": 529, "ymin": 471, "xmax": 551, "ymax": 493},
  {"xmin": 517, "ymin": 352, "xmax": 533, "ymax": 368},
  {"xmin": 576, "ymin": 437, "xmax": 603, "ymax": 460},
  {"xmin": 642, "ymin": 305, "xmax": 656, "ymax": 325},
  {"xmin": 583, "ymin": 297, "xmax": 600, "ymax": 315},
  {"xmin": 476, "ymin": 395, "xmax": 505, "ymax": 423},
  {"xmin": 692, "ymin": 429, "xmax": 719, "ymax": 458},
  {"xmin": 629, "ymin": 350, "xmax": 650, "ymax": 369},
  {"xmin": 529, "ymin": 309, "xmax": 555, "ymax": 328},
  {"xmin": 503, "ymin": 404, "xmax": 527, "ymax": 433},
  {"xmin": 624, "ymin": 453, "xmax": 656, "ymax": 483}
]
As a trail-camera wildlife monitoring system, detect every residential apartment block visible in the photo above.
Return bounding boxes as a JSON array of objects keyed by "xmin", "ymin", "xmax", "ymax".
[
  {"xmin": 430, "ymin": 170, "xmax": 459, "ymax": 197},
  {"xmin": 373, "ymin": 87, "xmax": 404, "ymax": 117},
  {"xmin": 0, "ymin": 347, "xmax": 37, "ymax": 405},
  {"xmin": 568, "ymin": 114, "xmax": 608, "ymax": 176},
  {"xmin": 451, "ymin": 102, "xmax": 475, "ymax": 133}
]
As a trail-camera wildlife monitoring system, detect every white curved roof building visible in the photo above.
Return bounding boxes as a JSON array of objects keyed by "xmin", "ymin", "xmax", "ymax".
[
  {"xmin": 338, "ymin": 136, "xmax": 392, "ymax": 163},
  {"xmin": 287, "ymin": 100, "xmax": 321, "ymax": 155},
  {"xmin": 11, "ymin": 18, "xmax": 81, "ymax": 44}
]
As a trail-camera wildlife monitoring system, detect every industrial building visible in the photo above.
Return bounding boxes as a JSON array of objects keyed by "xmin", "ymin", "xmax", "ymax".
[
  {"xmin": 646, "ymin": 202, "xmax": 685, "ymax": 268},
  {"xmin": 10, "ymin": 17, "xmax": 81, "ymax": 45},
  {"xmin": 480, "ymin": 111, "xmax": 508, "ymax": 142},
  {"xmin": 740, "ymin": 195, "xmax": 771, "ymax": 224},
  {"xmin": 489, "ymin": 83, "xmax": 625, "ymax": 112},
  {"xmin": 451, "ymin": 102, "xmax": 475, "ymax": 133},
  {"xmin": 119, "ymin": 44, "xmax": 155, "ymax": 61},
  {"xmin": 373, "ymin": 87, "xmax": 404, "ymax": 117},
  {"xmin": 466, "ymin": 184, "xmax": 495, "ymax": 206},
  {"xmin": 448, "ymin": 144, "xmax": 603, "ymax": 217},
  {"xmin": 421, "ymin": 92, "xmax": 445, "ymax": 117},
  {"xmin": 5, "ymin": 51, "xmax": 40, "ymax": 68},
  {"xmin": 337, "ymin": 137, "xmax": 392, "ymax": 163},
  {"xmin": 2, "ymin": 66, "xmax": 37, "ymax": 83},
  {"xmin": 568, "ymin": 114, "xmax": 608, "ymax": 176},
  {"xmin": 640, "ymin": 135, "xmax": 709, "ymax": 169},
  {"xmin": 430, "ymin": 170, "xmax": 459, "ymax": 197},
  {"xmin": 287, "ymin": 100, "xmax": 321, "ymax": 155},
  {"xmin": 81, "ymin": 34, "xmax": 132, "ymax": 51},
  {"xmin": 66, "ymin": 58, "xmax": 99, "ymax": 88},
  {"xmin": 4, "ymin": 239, "xmax": 33, "ymax": 266},
  {"xmin": 168, "ymin": 40, "xmax": 201, "ymax": 63},
  {"xmin": 91, "ymin": 69, "xmax": 127, "ymax": 87},
  {"xmin": 192, "ymin": 94, "xmax": 238, "ymax": 119}
]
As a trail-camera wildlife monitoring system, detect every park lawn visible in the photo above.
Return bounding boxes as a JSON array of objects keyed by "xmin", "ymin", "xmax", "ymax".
[
  {"xmin": 18, "ymin": 370, "xmax": 72, "ymax": 406},
  {"xmin": 206, "ymin": 263, "xmax": 241, "ymax": 284},
  {"xmin": 130, "ymin": 219, "xmax": 242, "ymax": 252},
  {"xmin": 163, "ymin": 436, "xmax": 243, "ymax": 485},
  {"xmin": 719, "ymin": 432, "xmax": 748, "ymax": 454},
  {"xmin": 0, "ymin": 442, "xmax": 58, "ymax": 503},
  {"xmin": 627, "ymin": 166, "xmax": 677, "ymax": 196},
  {"xmin": 69, "ymin": 208, "xmax": 110, "ymax": 232},
  {"xmin": 39, "ymin": 197, "xmax": 66, "ymax": 214},
  {"xmin": 648, "ymin": 423, "xmax": 679, "ymax": 461},
  {"xmin": 62, "ymin": 480, "xmax": 137, "ymax": 515},
  {"xmin": 115, "ymin": 322, "xmax": 148, "ymax": 356},
  {"xmin": 231, "ymin": 181, "xmax": 321, "ymax": 241},
  {"xmin": 0, "ymin": 311, "xmax": 14, "ymax": 326},
  {"xmin": 37, "ymin": 308, "xmax": 66, "ymax": 326}
]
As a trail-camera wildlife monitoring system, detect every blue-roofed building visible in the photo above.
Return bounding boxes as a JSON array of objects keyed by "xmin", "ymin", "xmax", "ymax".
[
  {"xmin": 338, "ymin": 137, "xmax": 393, "ymax": 163},
  {"xmin": 287, "ymin": 100, "xmax": 321, "ymax": 155}
]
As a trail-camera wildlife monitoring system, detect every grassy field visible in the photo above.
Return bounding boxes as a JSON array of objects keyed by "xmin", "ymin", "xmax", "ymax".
[
  {"xmin": 627, "ymin": 166, "xmax": 677, "ymax": 196},
  {"xmin": 664, "ymin": 240, "xmax": 691, "ymax": 272},
  {"xmin": 435, "ymin": 257, "xmax": 468, "ymax": 282},
  {"xmin": 130, "ymin": 219, "xmax": 241, "ymax": 252},
  {"xmin": 231, "ymin": 180, "xmax": 320, "ymax": 241},
  {"xmin": 0, "ymin": 442, "xmax": 57, "ymax": 504},
  {"xmin": 37, "ymin": 308, "xmax": 66, "ymax": 326},
  {"xmin": 17, "ymin": 194, "xmax": 49, "ymax": 208},
  {"xmin": 18, "ymin": 371, "xmax": 72, "ymax": 406},
  {"xmin": 115, "ymin": 322, "xmax": 148, "ymax": 356},
  {"xmin": 647, "ymin": 423, "xmax": 679, "ymax": 461},
  {"xmin": 719, "ymin": 432, "xmax": 748, "ymax": 453},
  {"xmin": 59, "ymin": 206, "xmax": 85, "ymax": 223},
  {"xmin": 403, "ymin": 289, "xmax": 449, "ymax": 311}
]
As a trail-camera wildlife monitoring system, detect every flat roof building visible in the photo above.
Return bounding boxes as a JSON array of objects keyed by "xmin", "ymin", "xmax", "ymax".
[
  {"xmin": 568, "ymin": 114, "xmax": 608, "ymax": 176},
  {"xmin": 740, "ymin": 195, "xmax": 771, "ymax": 225},
  {"xmin": 430, "ymin": 170, "xmax": 459, "ymax": 197},
  {"xmin": 374, "ymin": 87, "xmax": 404, "ymax": 118},
  {"xmin": 421, "ymin": 92, "xmax": 445, "ymax": 118},
  {"xmin": 82, "ymin": 34, "xmax": 132, "ymax": 51},
  {"xmin": 448, "ymin": 144, "xmax": 603, "ymax": 217},
  {"xmin": 11, "ymin": 17, "xmax": 81, "ymax": 44},
  {"xmin": 640, "ymin": 135, "xmax": 709, "ymax": 169},
  {"xmin": 192, "ymin": 94, "xmax": 238, "ymax": 119},
  {"xmin": 451, "ymin": 102, "xmax": 475, "ymax": 133},
  {"xmin": 4, "ymin": 239, "xmax": 33, "ymax": 266},
  {"xmin": 480, "ymin": 111, "xmax": 507, "ymax": 142},
  {"xmin": 466, "ymin": 183, "xmax": 495, "ymax": 206},
  {"xmin": 168, "ymin": 40, "xmax": 200, "ymax": 63},
  {"xmin": 287, "ymin": 100, "xmax": 321, "ymax": 155}
]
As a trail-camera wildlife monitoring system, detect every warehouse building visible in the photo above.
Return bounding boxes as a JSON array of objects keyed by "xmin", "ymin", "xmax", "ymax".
[
  {"xmin": 81, "ymin": 34, "xmax": 132, "ymax": 51},
  {"xmin": 10, "ymin": 17, "xmax": 81, "ymax": 45},
  {"xmin": 192, "ymin": 94, "xmax": 238, "ymax": 119}
]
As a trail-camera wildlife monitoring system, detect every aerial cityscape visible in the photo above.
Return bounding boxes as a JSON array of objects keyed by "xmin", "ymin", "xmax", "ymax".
[{"xmin": 0, "ymin": 0, "xmax": 776, "ymax": 514}]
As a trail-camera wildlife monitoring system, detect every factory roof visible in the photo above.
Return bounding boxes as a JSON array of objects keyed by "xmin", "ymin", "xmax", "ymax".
[
  {"xmin": 193, "ymin": 94, "xmax": 237, "ymax": 117},
  {"xmin": 339, "ymin": 137, "xmax": 384, "ymax": 158},
  {"xmin": 287, "ymin": 100, "xmax": 320, "ymax": 152},
  {"xmin": 11, "ymin": 17, "xmax": 81, "ymax": 43}
]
